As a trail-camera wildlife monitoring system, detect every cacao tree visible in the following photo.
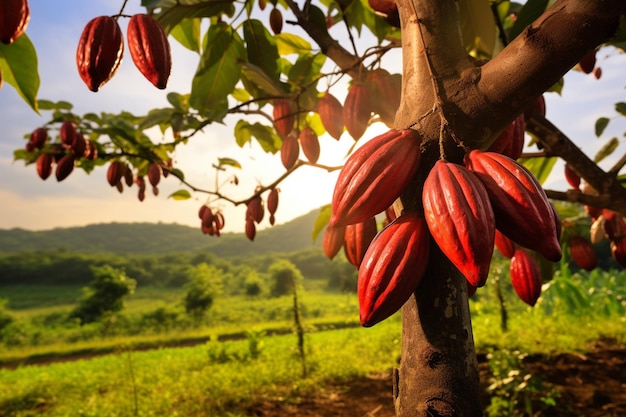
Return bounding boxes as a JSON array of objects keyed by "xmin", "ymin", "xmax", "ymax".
[{"xmin": 3, "ymin": 0, "xmax": 626, "ymax": 415}]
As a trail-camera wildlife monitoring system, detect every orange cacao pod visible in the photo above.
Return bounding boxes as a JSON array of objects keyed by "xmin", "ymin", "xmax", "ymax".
[
  {"xmin": 510, "ymin": 249, "xmax": 542, "ymax": 306},
  {"xmin": 29, "ymin": 128, "xmax": 48, "ymax": 149},
  {"xmin": 344, "ymin": 217, "xmax": 378, "ymax": 268},
  {"xmin": 358, "ymin": 211, "xmax": 430, "ymax": 327},
  {"xmin": 299, "ymin": 127, "xmax": 320, "ymax": 164},
  {"xmin": 330, "ymin": 129, "xmax": 422, "ymax": 227},
  {"xmin": 55, "ymin": 154, "xmax": 75, "ymax": 182},
  {"xmin": 269, "ymin": 8, "xmax": 283, "ymax": 34},
  {"xmin": 487, "ymin": 114, "xmax": 525, "ymax": 160},
  {"xmin": 323, "ymin": 224, "xmax": 346, "ymax": 260},
  {"xmin": 343, "ymin": 82, "xmax": 371, "ymax": 140},
  {"xmin": 564, "ymin": 164, "xmax": 580, "ymax": 190},
  {"xmin": 147, "ymin": 163, "xmax": 161, "ymax": 187},
  {"xmin": 76, "ymin": 16, "xmax": 124, "ymax": 92},
  {"xmin": 280, "ymin": 132, "xmax": 299, "ymax": 170},
  {"xmin": 0, "ymin": 0, "xmax": 29, "ymax": 44},
  {"xmin": 107, "ymin": 161, "xmax": 123, "ymax": 187},
  {"xmin": 36, "ymin": 153, "xmax": 53, "ymax": 180},
  {"xmin": 273, "ymin": 99, "xmax": 297, "ymax": 137},
  {"xmin": 495, "ymin": 230, "xmax": 515, "ymax": 259},
  {"xmin": 127, "ymin": 14, "xmax": 171, "ymax": 89},
  {"xmin": 611, "ymin": 236, "xmax": 626, "ymax": 268},
  {"xmin": 317, "ymin": 92, "xmax": 344, "ymax": 140},
  {"xmin": 465, "ymin": 150, "xmax": 562, "ymax": 262},
  {"xmin": 422, "ymin": 160, "xmax": 495, "ymax": 287},
  {"xmin": 267, "ymin": 188, "xmax": 279, "ymax": 215},
  {"xmin": 568, "ymin": 235, "xmax": 597, "ymax": 271}
]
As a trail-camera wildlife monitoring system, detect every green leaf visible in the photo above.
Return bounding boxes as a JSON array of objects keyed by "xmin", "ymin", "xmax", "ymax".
[
  {"xmin": 519, "ymin": 156, "xmax": 556, "ymax": 185},
  {"xmin": 139, "ymin": 108, "xmax": 176, "ymax": 130},
  {"xmin": 154, "ymin": 2, "xmax": 236, "ymax": 33},
  {"xmin": 240, "ymin": 61, "xmax": 286, "ymax": 97},
  {"xmin": 243, "ymin": 19, "xmax": 280, "ymax": 82},
  {"xmin": 509, "ymin": 0, "xmax": 549, "ymax": 41},
  {"xmin": 37, "ymin": 99, "xmax": 56, "ymax": 110},
  {"xmin": 460, "ymin": 0, "xmax": 496, "ymax": 57},
  {"xmin": 594, "ymin": 137, "xmax": 619, "ymax": 163},
  {"xmin": 170, "ymin": 18, "xmax": 201, "ymax": 52},
  {"xmin": 169, "ymin": 189, "xmax": 192, "ymax": 200},
  {"xmin": 595, "ymin": 117, "xmax": 610, "ymax": 137},
  {"xmin": 546, "ymin": 77, "xmax": 564, "ymax": 95},
  {"xmin": 615, "ymin": 102, "xmax": 626, "ymax": 116},
  {"xmin": 57, "ymin": 101, "xmax": 73, "ymax": 110},
  {"xmin": 190, "ymin": 23, "xmax": 245, "ymax": 115},
  {"xmin": 288, "ymin": 53, "xmax": 326, "ymax": 86},
  {"xmin": 0, "ymin": 34, "xmax": 40, "ymax": 113},
  {"xmin": 234, "ymin": 120, "xmax": 281, "ymax": 153},
  {"xmin": 275, "ymin": 33, "xmax": 312, "ymax": 55},
  {"xmin": 312, "ymin": 205, "xmax": 332, "ymax": 242},
  {"xmin": 231, "ymin": 87, "xmax": 251, "ymax": 103},
  {"xmin": 167, "ymin": 92, "xmax": 189, "ymax": 112},
  {"xmin": 217, "ymin": 157, "xmax": 242, "ymax": 169}
]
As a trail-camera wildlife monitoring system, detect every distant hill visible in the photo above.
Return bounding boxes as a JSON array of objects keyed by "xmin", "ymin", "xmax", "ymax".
[{"xmin": 0, "ymin": 209, "xmax": 324, "ymax": 257}]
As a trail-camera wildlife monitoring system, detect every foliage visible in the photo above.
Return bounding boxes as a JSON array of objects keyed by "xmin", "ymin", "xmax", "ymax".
[
  {"xmin": 183, "ymin": 263, "xmax": 223, "ymax": 321},
  {"xmin": 69, "ymin": 265, "xmax": 136, "ymax": 324},
  {"xmin": 0, "ymin": 300, "xmax": 13, "ymax": 333},
  {"xmin": 268, "ymin": 259, "xmax": 303, "ymax": 297}
]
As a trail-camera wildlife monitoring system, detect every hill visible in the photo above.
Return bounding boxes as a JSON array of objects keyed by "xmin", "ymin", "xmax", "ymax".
[{"xmin": 0, "ymin": 209, "xmax": 323, "ymax": 256}]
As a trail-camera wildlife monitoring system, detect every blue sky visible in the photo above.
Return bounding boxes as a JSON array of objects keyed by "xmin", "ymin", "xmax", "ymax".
[{"xmin": 0, "ymin": 1, "xmax": 624, "ymax": 232}]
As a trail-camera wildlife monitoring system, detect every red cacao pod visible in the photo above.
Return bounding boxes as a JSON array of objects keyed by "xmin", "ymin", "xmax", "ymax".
[
  {"xmin": 280, "ymin": 132, "xmax": 300, "ymax": 170},
  {"xmin": 60, "ymin": 121, "xmax": 78, "ymax": 148},
  {"xmin": 465, "ymin": 150, "xmax": 562, "ymax": 262},
  {"xmin": 245, "ymin": 218, "xmax": 256, "ymax": 241},
  {"xmin": 368, "ymin": 0, "xmax": 400, "ymax": 27},
  {"xmin": 201, "ymin": 206, "xmax": 214, "ymax": 230},
  {"xmin": 486, "ymin": 114, "xmax": 525, "ymax": 160},
  {"xmin": 136, "ymin": 176, "xmax": 146, "ymax": 201},
  {"xmin": 273, "ymin": 99, "xmax": 297, "ymax": 137},
  {"xmin": 317, "ymin": 92, "xmax": 344, "ymax": 140},
  {"xmin": 269, "ymin": 8, "xmax": 283, "ymax": 34},
  {"xmin": 147, "ymin": 163, "xmax": 161, "ymax": 187},
  {"xmin": 323, "ymin": 224, "xmax": 346, "ymax": 260},
  {"xmin": 267, "ymin": 188, "xmax": 279, "ymax": 215},
  {"xmin": 71, "ymin": 134, "xmax": 86, "ymax": 157},
  {"xmin": 578, "ymin": 49, "xmax": 596, "ymax": 74},
  {"xmin": 422, "ymin": 160, "xmax": 495, "ymax": 287},
  {"xmin": 36, "ymin": 153, "xmax": 53, "ymax": 180},
  {"xmin": 299, "ymin": 127, "xmax": 320, "ymax": 164},
  {"xmin": 107, "ymin": 161, "xmax": 123, "ymax": 187},
  {"xmin": 127, "ymin": 14, "xmax": 172, "ymax": 89},
  {"xmin": 76, "ymin": 16, "xmax": 124, "ymax": 92},
  {"xmin": 83, "ymin": 139, "xmax": 98, "ymax": 160},
  {"xmin": 603, "ymin": 210, "xmax": 626, "ymax": 241},
  {"xmin": 568, "ymin": 235, "xmax": 597, "ymax": 271},
  {"xmin": 0, "ymin": 0, "xmax": 29, "ymax": 44},
  {"xmin": 198, "ymin": 205, "xmax": 209, "ymax": 220},
  {"xmin": 29, "ymin": 128, "xmax": 48, "ymax": 149},
  {"xmin": 246, "ymin": 197, "xmax": 265, "ymax": 224},
  {"xmin": 343, "ymin": 82, "xmax": 371, "ymax": 141},
  {"xmin": 344, "ymin": 217, "xmax": 378, "ymax": 268},
  {"xmin": 564, "ymin": 164, "xmax": 581, "ymax": 190},
  {"xmin": 55, "ymin": 154, "xmax": 75, "ymax": 182},
  {"xmin": 330, "ymin": 129, "xmax": 422, "ymax": 227},
  {"xmin": 495, "ymin": 230, "xmax": 515, "ymax": 259},
  {"xmin": 594, "ymin": 67, "xmax": 602, "ymax": 80},
  {"xmin": 358, "ymin": 211, "xmax": 430, "ymax": 327},
  {"xmin": 510, "ymin": 248, "xmax": 542, "ymax": 306},
  {"xmin": 611, "ymin": 236, "xmax": 626, "ymax": 268},
  {"xmin": 122, "ymin": 164, "xmax": 134, "ymax": 187},
  {"xmin": 524, "ymin": 95, "xmax": 546, "ymax": 120}
]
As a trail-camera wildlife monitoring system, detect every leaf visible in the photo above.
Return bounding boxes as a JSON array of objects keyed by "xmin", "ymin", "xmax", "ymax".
[
  {"xmin": 615, "ymin": 102, "xmax": 626, "ymax": 116},
  {"xmin": 154, "ymin": 2, "xmax": 236, "ymax": 33},
  {"xmin": 190, "ymin": 23, "xmax": 245, "ymax": 115},
  {"xmin": 594, "ymin": 137, "xmax": 619, "ymax": 163},
  {"xmin": 234, "ymin": 120, "xmax": 281, "ymax": 153},
  {"xmin": 312, "ymin": 205, "xmax": 332, "ymax": 242},
  {"xmin": 169, "ymin": 189, "xmax": 192, "ymax": 200},
  {"xmin": 509, "ymin": 0, "xmax": 549, "ymax": 41},
  {"xmin": 288, "ymin": 53, "xmax": 326, "ymax": 86},
  {"xmin": 519, "ymin": 156, "xmax": 556, "ymax": 185},
  {"xmin": 170, "ymin": 18, "xmax": 201, "ymax": 52},
  {"xmin": 240, "ymin": 61, "xmax": 286, "ymax": 97},
  {"xmin": 231, "ymin": 87, "xmax": 251, "ymax": 103},
  {"xmin": 243, "ymin": 19, "xmax": 280, "ymax": 81},
  {"xmin": 275, "ymin": 33, "xmax": 312, "ymax": 55},
  {"xmin": 460, "ymin": 0, "xmax": 496, "ymax": 57},
  {"xmin": 0, "ymin": 34, "xmax": 40, "ymax": 113},
  {"xmin": 139, "ymin": 108, "xmax": 176, "ymax": 130},
  {"xmin": 217, "ymin": 157, "xmax": 242, "ymax": 169},
  {"xmin": 167, "ymin": 92, "xmax": 189, "ymax": 112},
  {"xmin": 595, "ymin": 117, "xmax": 610, "ymax": 137},
  {"xmin": 546, "ymin": 77, "xmax": 564, "ymax": 95}
]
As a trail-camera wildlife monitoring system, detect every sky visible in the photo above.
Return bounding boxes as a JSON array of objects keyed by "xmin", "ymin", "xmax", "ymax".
[{"xmin": 0, "ymin": 1, "xmax": 625, "ymax": 233}]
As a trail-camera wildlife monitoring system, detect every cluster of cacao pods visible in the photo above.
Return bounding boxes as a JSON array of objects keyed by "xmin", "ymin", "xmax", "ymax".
[
  {"xmin": 28, "ymin": 121, "xmax": 98, "ymax": 182},
  {"xmin": 76, "ymin": 13, "xmax": 171, "ymax": 92},
  {"xmin": 243, "ymin": 187, "xmax": 280, "ymax": 241},
  {"xmin": 198, "ymin": 205, "xmax": 226, "ymax": 237},
  {"xmin": 105, "ymin": 160, "xmax": 169, "ymax": 202},
  {"xmin": 587, "ymin": 208, "xmax": 626, "ymax": 268},
  {"xmin": 0, "ymin": 0, "xmax": 30, "ymax": 44}
]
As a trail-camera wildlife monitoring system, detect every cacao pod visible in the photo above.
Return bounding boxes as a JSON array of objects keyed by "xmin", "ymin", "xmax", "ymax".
[
  {"xmin": 273, "ymin": 99, "xmax": 297, "ymax": 137},
  {"xmin": 578, "ymin": 49, "xmax": 596, "ymax": 74},
  {"xmin": 510, "ymin": 248, "xmax": 542, "ymax": 306},
  {"xmin": 60, "ymin": 121, "xmax": 78, "ymax": 147},
  {"xmin": 486, "ymin": 114, "xmax": 525, "ymax": 160},
  {"xmin": 269, "ymin": 8, "xmax": 283, "ymax": 34},
  {"xmin": 123, "ymin": 164, "xmax": 134, "ymax": 187},
  {"xmin": 136, "ymin": 176, "xmax": 146, "ymax": 201},
  {"xmin": 245, "ymin": 218, "xmax": 256, "ymax": 241},
  {"xmin": 465, "ymin": 150, "xmax": 562, "ymax": 262},
  {"xmin": 323, "ymin": 224, "xmax": 346, "ymax": 260},
  {"xmin": 299, "ymin": 127, "xmax": 320, "ymax": 164},
  {"xmin": 36, "ymin": 153, "xmax": 53, "ymax": 180},
  {"xmin": 246, "ymin": 197, "xmax": 264, "ymax": 224},
  {"xmin": 330, "ymin": 129, "xmax": 422, "ymax": 227},
  {"xmin": 611, "ymin": 236, "xmax": 626, "ymax": 268},
  {"xmin": 422, "ymin": 160, "xmax": 495, "ymax": 287},
  {"xmin": 603, "ymin": 210, "xmax": 626, "ymax": 241},
  {"xmin": 594, "ymin": 67, "xmax": 602, "ymax": 80},
  {"xmin": 198, "ymin": 205, "xmax": 209, "ymax": 220},
  {"xmin": 344, "ymin": 216, "xmax": 378, "ymax": 268},
  {"xmin": 29, "ymin": 128, "xmax": 48, "ymax": 149},
  {"xmin": 107, "ymin": 161, "xmax": 123, "ymax": 187},
  {"xmin": 524, "ymin": 95, "xmax": 546, "ymax": 120},
  {"xmin": 568, "ymin": 235, "xmax": 597, "ymax": 271},
  {"xmin": 358, "ymin": 211, "xmax": 430, "ymax": 327},
  {"xmin": 201, "ymin": 206, "xmax": 214, "ymax": 230},
  {"xmin": 147, "ymin": 163, "xmax": 161, "ymax": 187},
  {"xmin": 317, "ymin": 92, "xmax": 344, "ymax": 140},
  {"xmin": 367, "ymin": 68, "xmax": 400, "ymax": 128},
  {"xmin": 215, "ymin": 211, "xmax": 225, "ymax": 231},
  {"xmin": 71, "ymin": 134, "xmax": 86, "ymax": 157},
  {"xmin": 343, "ymin": 82, "xmax": 371, "ymax": 141},
  {"xmin": 267, "ymin": 188, "xmax": 279, "ymax": 215},
  {"xmin": 0, "ymin": 0, "xmax": 29, "ymax": 44},
  {"xmin": 83, "ymin": 139, "xmax": 98, "ymax": 160},
  {"xmin": 280, "ymin": 131, "xmax": 300, "ymax": 170},
  {"xmin": 127, "ymin": 14, "xmax": 171, "ymax": 89},
  {"xmin": 589, "ymin": 215, "xmax": 606, "ymax": 244},
  {"xmin": 495, "ymin": 230, "xmax": 515, "ymax": 259},
  {"xmin": 55, "ymin": 154, "xmax": 75, "ymax": 182},
  {"xmin": 76, "ymin": 16, "xmax": 124, "ymax": 92},
  {"xmin": 564, "ymin": 164, "xmax": 581, "ymax": 190}
]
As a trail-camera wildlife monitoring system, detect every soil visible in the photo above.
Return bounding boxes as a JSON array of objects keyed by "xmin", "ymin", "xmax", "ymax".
[{"xmin": 247, "ymin": 338, "xmax": 626, "ymax": 417}]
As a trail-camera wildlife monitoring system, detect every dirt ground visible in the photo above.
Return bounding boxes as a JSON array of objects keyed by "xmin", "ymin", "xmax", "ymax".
[{"xmin": 247, "ymin": 339, "xmax": 626, "ymax": 417}]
